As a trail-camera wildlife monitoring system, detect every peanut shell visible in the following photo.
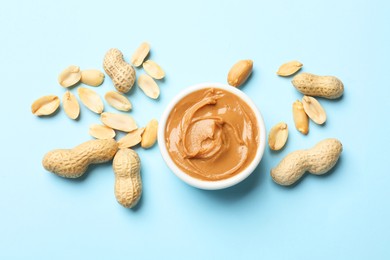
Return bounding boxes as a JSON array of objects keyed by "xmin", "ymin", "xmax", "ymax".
[
  {"xmin": 292, "ymin": 73, "xmax": 344, "ymax": 99},
  {"xmin": 103, "ymin": 48, "xmax": 136, "ymax": 93},
  {"xmin": 271, "ymin": 138, "xmax": 343, "ymax": 186},
  {"xmin": 113, "ymin": 148, "xmax": 142, "ymax": 208},
  {"xmin": 42, "ymin": 139, "xmax": 118, "ymax": 178}
]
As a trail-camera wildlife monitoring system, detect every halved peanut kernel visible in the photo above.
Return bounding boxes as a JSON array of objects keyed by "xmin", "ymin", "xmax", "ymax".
[
  {"xmin": 131, "ymin": 42, "xmax": 150, "ymax": 67},
  {"xmin": 227, "ymin": 60, "xmax": 253, "ymax": 87},
  {"xmin": 302, "ymin": 96, "xmax": 327, "ymax": 125},
  {"xmin": 277, "ymin": 61, "xmax": 303, "ymax": 76},
  {"xmin": 100, "ymin": 112, "xmax": 137, "ymax": 132},
  {"xmin": 63, "ymin": 91, "xmax": 80, "ymax": 119},
  {"xmin": 292, "ymin": 100, "xmax": 309, "ymax": 135},
  {"xmin": 137, "ymin": 74, "xmax": 160, "ymax": 99},
  {"xmin": 31, "ymin": 95, "xmax": 60, "ymax": 116},
  {"xmin": 141, "ymin": 119, "xmax": 158, "ymax": 149},
  {"xmin": 80, "ymin": 69, "xmax": 105, "ymax": 87},
  {"xmin": 89, "ymin": 124, "xmax": 116, "ymax": 139},
  {"xmin": 143, "ymin": 60, "xmax": 165, "ymax": 79},
  {"xmin": 118, "ymin": 128, "xmax": 145, "ymax": 148},
  {"xmin": 268, "ymin": 122, "xmax": 288, "ymax": 151},
  {"xmin": 77, "ymin": 87, "xmax": 104, "ymax": 114},
  {"xmin": 58, "ymin": 65, "xmax": 81, "ymax": 88},
  {"xmin": 104, "ymin": 91, "xmax": 132, "ymax": 111}
]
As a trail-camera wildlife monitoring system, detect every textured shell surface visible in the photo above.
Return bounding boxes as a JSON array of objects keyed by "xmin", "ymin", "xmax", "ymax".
[
  {"xmin": 113, "ymin": 148, "xmax": 142, "ymax": 208},
  {"xmin": 292, "ymin": 73, "xmax": 344, "ymax": 99},
  {"xmin": 271, "ymin": 138, "xmax": 342, "ymax": 186},
  {"xmin": 42, "ymin": 139, "xmax": 118, "ymax": 178},
  {"xmin": 103, "ymin": 48, "xmax": 135, "ymax": 93}
]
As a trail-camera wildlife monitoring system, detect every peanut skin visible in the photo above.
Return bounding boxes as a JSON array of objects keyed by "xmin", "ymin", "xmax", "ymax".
[
  {"xmin": 292, "ymin": 73, "xmax": 344, "ymax": 99},
  {"xmin": 42, "ymin": 139, "xmax": 118, "ymax": 178},
  {"xmin": 271, "ymin": 138, "xmax": 342, "ymax": 186},
  {"xmin": 113, "ymin": 148, "xmax": 142, "ymax": 208}
]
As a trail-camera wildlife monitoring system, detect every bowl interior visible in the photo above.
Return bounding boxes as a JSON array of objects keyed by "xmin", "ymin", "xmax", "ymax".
[{"xmin": 158, "ymin": 82, "xmax": 266, "ymax": 190}]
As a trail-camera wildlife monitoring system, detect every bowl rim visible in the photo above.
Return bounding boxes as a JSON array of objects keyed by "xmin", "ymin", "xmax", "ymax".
[{"xmin": 158, "ymin": 82, "xmax": 266, "ymax": 190}]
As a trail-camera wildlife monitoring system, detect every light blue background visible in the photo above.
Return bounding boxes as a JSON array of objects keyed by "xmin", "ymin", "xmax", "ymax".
[{"xmin": 0, "ymin": 0, "xmax": 389, "ymax": 259}]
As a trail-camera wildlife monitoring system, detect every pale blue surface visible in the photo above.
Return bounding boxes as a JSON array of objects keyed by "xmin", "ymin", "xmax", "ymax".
[{"xmin": 0, "ymin": 0, "xmax": 389, "ymax": 259}]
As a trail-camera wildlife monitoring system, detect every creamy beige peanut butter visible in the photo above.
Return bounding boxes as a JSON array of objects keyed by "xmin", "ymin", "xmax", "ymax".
[{"xmin": 165, "ymin": 88, "xmax": 259, "ymax": 181}]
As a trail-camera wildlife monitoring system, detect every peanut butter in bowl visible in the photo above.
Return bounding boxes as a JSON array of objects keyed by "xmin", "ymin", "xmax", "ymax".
[{"xmin": 158, "ymin": 83, "xmax": 266, "ymax": 190}]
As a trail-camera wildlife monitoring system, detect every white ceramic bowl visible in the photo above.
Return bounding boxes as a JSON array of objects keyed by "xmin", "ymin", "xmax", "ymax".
[{"xmin": 158, "ymin": 82, "xmax": 266, "ymax": 190}]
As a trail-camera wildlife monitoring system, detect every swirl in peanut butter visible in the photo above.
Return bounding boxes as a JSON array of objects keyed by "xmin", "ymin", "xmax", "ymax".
[{"xmin": 165, "ymin": 88, "xmax": 259, "ymax": 181}]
